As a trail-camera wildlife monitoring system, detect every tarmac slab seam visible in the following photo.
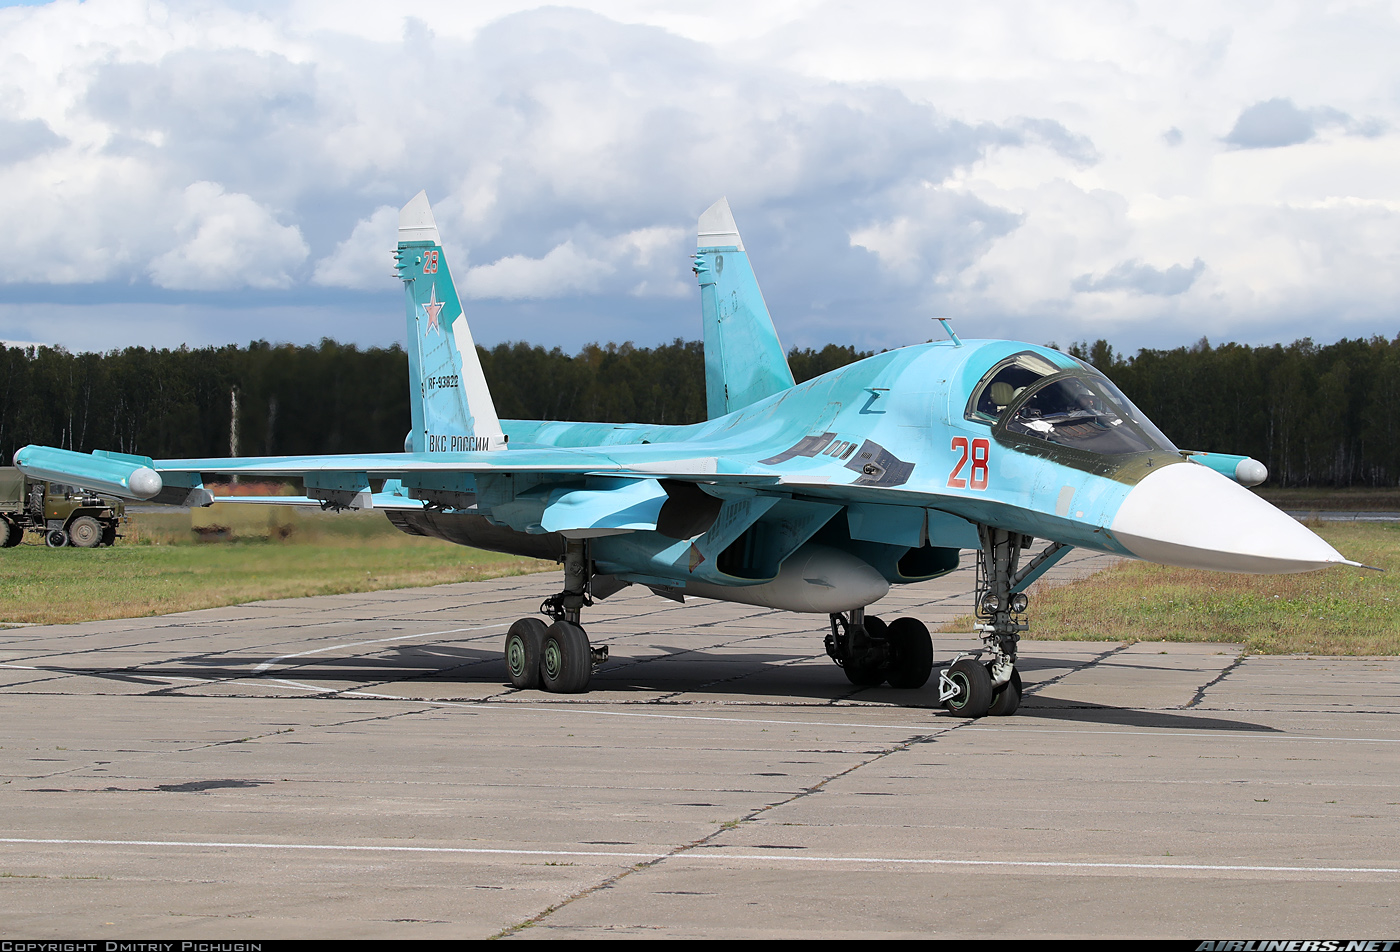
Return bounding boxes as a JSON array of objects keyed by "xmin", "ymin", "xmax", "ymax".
[{"xmin": 4, "ymin": 551, "xmax": 1397, "ymax": 937}]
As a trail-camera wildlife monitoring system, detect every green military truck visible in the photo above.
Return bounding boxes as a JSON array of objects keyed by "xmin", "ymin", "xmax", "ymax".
[{"xmin": 0, "ymin": 466, "xmax": 126, "ymax": 548}]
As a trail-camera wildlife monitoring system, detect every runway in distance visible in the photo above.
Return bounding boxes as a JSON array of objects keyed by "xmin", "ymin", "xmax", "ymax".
[{"xmin": 15, "ymin": 194, "xmax": 1363, "ymax": 717}]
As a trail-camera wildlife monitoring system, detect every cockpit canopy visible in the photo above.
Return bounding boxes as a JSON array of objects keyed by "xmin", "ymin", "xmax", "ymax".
[
  {"xmin": 967, "ymin": 352, "xmax": 1061, "ymax": 423},
  {"xmin": 966, "ymin": 350, "xmax": 1178, "ymax": 457}
]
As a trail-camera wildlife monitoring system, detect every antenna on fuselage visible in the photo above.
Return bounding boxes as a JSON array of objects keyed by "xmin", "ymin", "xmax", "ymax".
[{"xmin": 936, "ymin": 317, "xmax": 963, "ymax": 347}]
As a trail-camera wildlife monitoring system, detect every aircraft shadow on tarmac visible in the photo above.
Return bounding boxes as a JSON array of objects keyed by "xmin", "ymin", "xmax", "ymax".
[
  {"xmin": 43, "ymin": 643, "xmax": 1280, "ymax": 733},
  {"xmin": 1015, "ymin": 698, "xmax": 1279, "ymax": 733}
]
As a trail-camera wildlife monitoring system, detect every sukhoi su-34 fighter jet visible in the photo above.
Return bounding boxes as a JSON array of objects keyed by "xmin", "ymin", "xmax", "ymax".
[{"xmin": 16, "ymin": 194, "xmax": 1362, "ymax": 717}]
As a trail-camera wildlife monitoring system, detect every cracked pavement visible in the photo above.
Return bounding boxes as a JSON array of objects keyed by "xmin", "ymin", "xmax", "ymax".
[{"xmin": 1, "ymin": 548, "xmax": 1397, "ymax": 938}]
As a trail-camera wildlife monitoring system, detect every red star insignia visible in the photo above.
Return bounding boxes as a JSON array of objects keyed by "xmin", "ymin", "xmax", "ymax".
[{"xmin": 423, "ymin": 284, "xmax": 445, "ymax": 333}]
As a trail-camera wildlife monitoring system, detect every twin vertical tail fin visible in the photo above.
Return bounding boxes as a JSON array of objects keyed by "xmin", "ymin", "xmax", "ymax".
[
  {"xmin": 694, "ymin": 198, "xmax": 795, "ymax": 420},
  {"xmin": 395, "ymin": 191, "xmax": 505, "ymax": 453},
  {"xmin": 395, "ymin": 192, "xmax": 787, "ymax": 441}
]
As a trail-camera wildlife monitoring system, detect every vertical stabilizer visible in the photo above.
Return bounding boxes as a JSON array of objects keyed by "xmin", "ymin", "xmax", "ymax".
[
  {"xmin": 694, "ymin": 198, "xmax": 795, "ymax": 420},
  {"xmin": 395, "ymin": 191, "xmax": 506, "ymax": 453}
]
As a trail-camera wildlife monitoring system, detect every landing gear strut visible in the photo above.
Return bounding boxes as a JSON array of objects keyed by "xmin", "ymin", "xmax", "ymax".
[
  {"xmin": 826, "ymin": 608, "xmax": 933, "ymax": 689},
  {"xmin": 938, "ymin": 525, "xmax": 1033, "ymax": 717},
  {"xmin": 503, "ymin": 539, "xmax": 608, "ymax": 693}
]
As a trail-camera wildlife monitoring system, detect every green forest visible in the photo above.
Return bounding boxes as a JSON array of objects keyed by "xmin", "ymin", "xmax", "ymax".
[{"xmin": 1, "ymin": 334, "xmax": 1396, "ymax": 487}]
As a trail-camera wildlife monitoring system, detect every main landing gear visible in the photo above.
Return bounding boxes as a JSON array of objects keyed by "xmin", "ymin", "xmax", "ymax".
[
  {"xmin": 825, "ymin": 608, "xmax": 934, "ymax": 690},
  {"xmin": 503, "ymin": 539, "xmax": 608, "ymax": 693},
  {"xmin": 831, "ymin": 525, "xmax": 1049, "ymax": 718}
]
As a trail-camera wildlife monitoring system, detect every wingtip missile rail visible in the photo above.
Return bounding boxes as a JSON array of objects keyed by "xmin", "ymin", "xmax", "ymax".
[{"xmin": 13, "ymin": 445, "xmax": 164, "ymax": 500}]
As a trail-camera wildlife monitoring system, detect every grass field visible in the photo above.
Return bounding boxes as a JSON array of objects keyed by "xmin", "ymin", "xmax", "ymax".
[
  {"xmin": 1255, "ymin": 486, "xmax": 1400, "ymax": 511},
  {"xmin": 5, "ymin": 504, "xmax": 1396, "ymax": 653},
  {"xmin": 0, "ymin": 504, "xmax": 552, "ymax": 625},
  {"xmin": 951, "ymin": 522, "xmax": 1398, "ymax": 655}
]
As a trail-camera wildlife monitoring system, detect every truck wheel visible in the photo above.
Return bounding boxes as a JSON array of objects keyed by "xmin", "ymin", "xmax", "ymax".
[
  {"xmin": 0, "ymin": 518, "xmax": 18, "ymax": 548},
  {"xmin": 69, "ymin": 516, "xmax": 102, "ymax": 548},
  {"xmin": 46, "ymin": 529, "xmax": 69, "ymax": 548}
]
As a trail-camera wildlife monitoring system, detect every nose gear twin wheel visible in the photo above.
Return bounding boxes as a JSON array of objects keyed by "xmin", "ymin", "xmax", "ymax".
[
  {"xmin": 941, "ymin": 659, "xmax": 1022, "ymax": 718},
  {"xmin": 987, "ymin": 666, "xmax": 1022, "ymax": 716},
  {"xmin": 942, "ymin": 658, "xmax": 994, "ymax": 718}
]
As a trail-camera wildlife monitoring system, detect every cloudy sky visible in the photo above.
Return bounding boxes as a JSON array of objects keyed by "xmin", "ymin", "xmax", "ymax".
[{"xmin": 1, "ymin": 0, "xmax": 1396, "ymax": 356}]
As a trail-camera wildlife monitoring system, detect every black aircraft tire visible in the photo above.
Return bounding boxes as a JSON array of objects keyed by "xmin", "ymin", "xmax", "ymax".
[
  {"xmin": 842, "ymin": 660, "xmax": 885, "ymax": 686},
  {"xmin": 46, "ymin": 529, "xmax": 69, "ymax": 548},
  {"xmin": 944, "ymin": 658, "xmax": 993, "ymax": 718},
  {"xmin": 100, "ymin": 523, "xmax": 117, "ymax": 547},
  {"xmin": 69, "ymin": 516, "xmax": 103, "ymax": 549},
  {"xmin": 987, "ymin": 667, "xmax": 1023, "ymax": 717},
  {"xmin": 504, "ymin": 617, "xmax": 547, "ymax": 690},
  {"xmin": 541, "ymin": 621, "xmax": 592, "ymax": 694},
  {"xmin": 885, "ymin": 617, "xmax": 934, "ymax": 689},
  {"xmin": 842, "ymin": 616, "xmax": 887, "ymax": 686}
]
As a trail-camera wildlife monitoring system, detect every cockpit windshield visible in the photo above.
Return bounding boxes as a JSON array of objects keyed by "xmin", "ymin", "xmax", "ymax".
[
  {"xmin": 967, "ymin": 351, "xmax": 1178, "ymax": 459},
  {"xmin": 1006, "ymin": 375, "xmax": 1177, "ymax": 455}
]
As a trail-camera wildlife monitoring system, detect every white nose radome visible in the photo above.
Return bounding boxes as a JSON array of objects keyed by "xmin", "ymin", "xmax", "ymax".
[{"xmin": 1110, "ymin": 462, "xmax": 1349, "ymax": 574}]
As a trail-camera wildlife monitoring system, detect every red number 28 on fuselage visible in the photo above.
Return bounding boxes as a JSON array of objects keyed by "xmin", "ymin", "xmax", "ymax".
[{"xmin": 948, "ymin": 437, "xmax": 990, "ymax": 490}]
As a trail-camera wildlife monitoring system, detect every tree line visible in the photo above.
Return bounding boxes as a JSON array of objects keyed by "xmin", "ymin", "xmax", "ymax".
[
  {"xmin": 0, "ymin": 334, "xmax": 1395, "ymax": 487},
  {"xmin": 1073, "ymin": 336, "xmax": 1400, "ymax": 488}
]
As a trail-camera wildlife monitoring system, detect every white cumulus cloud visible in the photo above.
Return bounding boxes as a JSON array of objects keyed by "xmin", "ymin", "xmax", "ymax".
[
  {"xmin": 0, "ymin": 0, "xmax": 1396, "ymax": 353},
  {"xmin": 311, "ymin": 206, "xmax": 399, "ymax": 290},
  {"xmin": 148, "ymin": 182, "xmax": 308, "ymax": 290},
  {"xmin": 462, "ymin": 241, "xmax": 612, "ymax": 300}
]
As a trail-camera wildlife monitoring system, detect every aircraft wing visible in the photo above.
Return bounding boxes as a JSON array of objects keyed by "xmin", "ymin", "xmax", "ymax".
[
  {"xmin": 12, "ymin": 443, "xmax": 781, "ymax": 503},
  {"xmin": 14, "ymin": 441, "xmax": 1035, "ymax": 520},
  {"xmin": 202, "ymin": 492, "xmax": 430, "ymax": 510},
  {"xmin": 155, "ymin": 448, "xmax": 743, "ymax": 479}
]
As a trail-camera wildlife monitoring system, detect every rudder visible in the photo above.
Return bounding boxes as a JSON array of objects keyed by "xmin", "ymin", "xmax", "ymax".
[{"xmin": 694, "ymin": 198, "xmax": 795, "ymax": 419}]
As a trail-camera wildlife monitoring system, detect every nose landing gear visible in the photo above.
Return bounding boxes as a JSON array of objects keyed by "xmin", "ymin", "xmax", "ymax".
[{"xmin": 937, "ymin": 525, "xmax": 1059, "ymax": 717}]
